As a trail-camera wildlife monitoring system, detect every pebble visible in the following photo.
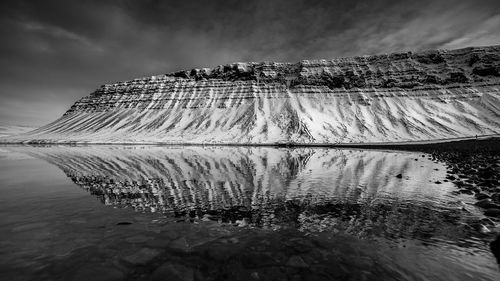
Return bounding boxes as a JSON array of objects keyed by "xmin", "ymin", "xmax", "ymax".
[
  {"xmin": 472, "ymin": 223, "xmax": 491, "ymax": 234},
  {"xmin": 480, "ymin": 217, "xmax": 496, "ymax": 226},
  {"xmin": 492, "ymin": 193, "xmax": 500, "ymax": 204},
  {"xmin": 12, "ymin": 222, "xmax": 49, "ymax": 232},
  {"xmin": 287, "ymin": 255, "xmax": 308, "ymax": 268},
  {"xmin": 201, "ymin": 214, "xmax": 215, "ymax": 222},
  {"xmin": 475, "ymin": 199, "xmax": 500, "ymax": 209},
  {"xmin": 169, "ymin": 237, "xmax": 190, "ymax": 251},
  {"xmin": 122, "ymin": 248, "xmax": 161, "ymax": 265},
  {"xmin": 484, "ymin": 208, "xmax": 500, "ymax": 217},
  {"xmin": 146, "ymin": 239, "xmax": 171, "ymax": 248},
  {"xmin": 152, "ymin": 262, "xmax": 194, "ymax": 281},
  {"xmin": 71, "ymin": 264, "xmax": 124, "ymax": 281},
  {"xmin": 490, "ymin": 235, "xmax": 500, "ymax": 264},
  {"xmin": 475, "ymin": 193, "xmax": 491, "ymax": 200},
  {"xmin": 126, "ymin": 235, "xmax": 151, "ymax": 243},
  {"xmin": 69, "ymin": 219, "xmax": 87, "ymax": 224},
  {"xmin": 241, "ymin": 252, "xmax": 277, "ymax": 268},
  {"xmin": 236, "ymin": 218, "xmax": 248, "ymax": 227},
  {"xmin": 459, "ymin": 189, "xmax": 474, "ymax": 195}
]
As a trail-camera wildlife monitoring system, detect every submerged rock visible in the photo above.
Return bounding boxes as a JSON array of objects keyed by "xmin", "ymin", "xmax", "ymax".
[
  {"xmin": 152, "ymin": 262, "xmax": 195, "ymax": 281},
  {"xmin": 169, "ymin": 237, "xmax": 190, "ymax": 251},
  {"xmin": 475, "ymin": 199, "xmax": 500, "ymax": 209},
  {"xmin": 152, "ymin": 262, "xmax": 194, "ymax": 281},
  {"xmin": 485, "ymin": 208, "xmax": 500, "ymax": 217},
  {"xmin": 287, "ymin": 255, "xmax": 309, "ymax": 268},
  {"xmin": 475, "ymin": 193, "xmax": 491, "ymax": 200},
  {"xmin": 121, "ymin": 248, "xmax": 161, "ymax": 265},
  {"xmin": 71, "ymin": 264, "xmax": 124, "ymax": 281},
  {"xmin": 491, "ymin": 235, "xmax": 500, "ymax": 265}
]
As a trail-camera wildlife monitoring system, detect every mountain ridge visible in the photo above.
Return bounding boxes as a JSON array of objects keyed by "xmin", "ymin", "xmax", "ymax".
[{"xmin": 3, "ymin": 45, "xmax": 500, "ymax": 144}]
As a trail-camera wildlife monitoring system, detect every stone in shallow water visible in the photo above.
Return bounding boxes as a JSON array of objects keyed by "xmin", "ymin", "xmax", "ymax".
[
  {"xmin": 121, "ymin": 248, "xmax": 161, "ymax": 265},
  {"xmin": 475, "ymin": 193, "xmax": 491, "ymax": 200},
  {"xmin": 287, "ymin": 255, "xmax": 308, "ymax": 268},
  {"xmin": 71, "ymin": 264, "xmax": 124, "ymax": 281},
  {"xmin": 241, "ymin": 252, "xmax": 278, "ymax": 268},
  {"xmin": 126, "ymin": 235, "xmax": 151, "ymax": 243},
  {"xmin": 485, "ymin": 208, "xmax": 500, "ymax": 217},
  {"xmin": 169, "ymin": 237, "xmax": 190, "ymax": 251},
  {"xmin": 492, "ymin": 193, "xmax": 500, "ymax": 204},
  {"xmin": 476, "ymin": 199, "xmax": 500, "ymax": 209},
  {"xmin": 11, "ymin": 222, "xmax": 49, "ymax": 232},
  {"xmin": 251, "ymin": 266, "xmax": 287, "ymax": 281},
  {"xmin": 491, "ymin": 235, "xmax": 500, "ymax": 265},
  {"xmin": 152, "ymin": 262, "xmax": 194, "ymax": 281},
  {"xmin": 146, "ymin": 238, "xmax": 171, "ymax": 248},
  {"xmin": 476, "ymin": 224, "xmax": 491, "ymax": 234},
  {"xmin": 459, "ymin": 189, "xmax": 474, "ymax": 195}
]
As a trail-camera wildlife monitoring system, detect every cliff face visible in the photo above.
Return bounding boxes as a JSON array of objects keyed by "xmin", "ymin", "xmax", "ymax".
[{"xmin": 8, "ymin": 45, "xmax": 500, "ymax": 144}]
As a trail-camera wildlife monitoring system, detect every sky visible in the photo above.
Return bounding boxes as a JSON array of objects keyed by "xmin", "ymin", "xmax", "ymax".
[{"xmin": 1, "ymin": 0, "xmax": 500, "ymax": 126}]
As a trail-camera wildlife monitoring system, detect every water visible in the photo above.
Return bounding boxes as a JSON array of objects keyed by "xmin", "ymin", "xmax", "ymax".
[{"xmin": 0, "ymin": 145, "xmax": 498, "ymax": 281}]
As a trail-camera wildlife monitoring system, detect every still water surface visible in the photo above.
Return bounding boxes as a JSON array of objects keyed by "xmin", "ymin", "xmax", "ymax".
[{"xmin": 0, "ymin": 146, "xmax": 498, "ymax": 281}]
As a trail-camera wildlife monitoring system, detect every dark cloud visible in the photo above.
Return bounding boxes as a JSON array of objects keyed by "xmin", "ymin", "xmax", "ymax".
[{"xmin": 1, "ymin": 0, "xmax": 499, "ymax": 126}]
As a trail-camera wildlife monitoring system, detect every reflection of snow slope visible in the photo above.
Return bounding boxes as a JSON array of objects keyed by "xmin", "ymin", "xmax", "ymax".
[
  {"xmin": 6, "ymin": 46, "xmax": 500, "ymax": 144},
  {"xmin": 8, "ymin": 146, "xmax": 455, "ymax": 212}
]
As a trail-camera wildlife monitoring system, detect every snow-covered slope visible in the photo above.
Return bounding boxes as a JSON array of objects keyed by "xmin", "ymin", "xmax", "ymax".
[{"xmin": 5, "ymin": 46, "xmax": 500, "ymax": 144}]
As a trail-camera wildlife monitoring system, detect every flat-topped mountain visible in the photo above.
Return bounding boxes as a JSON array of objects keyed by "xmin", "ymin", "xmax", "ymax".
[{"xmin": 5, "ymin": 45, "xmax": 500, "ymax": 144}]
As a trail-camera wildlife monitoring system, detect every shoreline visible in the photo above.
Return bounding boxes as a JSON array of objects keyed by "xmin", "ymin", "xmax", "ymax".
[{"xmin": 1, "ymin": 134, "xmax": 499, "ymax": 150}]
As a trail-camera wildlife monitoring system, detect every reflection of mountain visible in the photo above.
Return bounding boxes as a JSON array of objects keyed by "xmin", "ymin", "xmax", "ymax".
[{"xmin": 7, "ymin": 146, "xmax": 474, "ymax": 240}]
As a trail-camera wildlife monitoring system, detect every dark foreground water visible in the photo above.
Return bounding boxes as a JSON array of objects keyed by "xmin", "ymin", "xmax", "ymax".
[{"xmin": 0, "ymin": 146, "xmax": 499, "ymax": 281}]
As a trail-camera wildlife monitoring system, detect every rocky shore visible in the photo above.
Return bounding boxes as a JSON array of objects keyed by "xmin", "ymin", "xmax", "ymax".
[
  {"xmin": 418, "ymin": 139, "xmax": 500, "ymax": 268},
  {"xmin": 353, "ymin": 137, "xmax": 500, "ymax": 218},
  {"xmin": 356, "ymin": 137, "xmax": 500, "ymax": 263}
]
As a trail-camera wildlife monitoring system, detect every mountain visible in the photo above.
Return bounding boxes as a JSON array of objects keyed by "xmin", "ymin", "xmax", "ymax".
[{"xmin": 3, "ymin": 45, "xmax": 500, "ymax": 144}]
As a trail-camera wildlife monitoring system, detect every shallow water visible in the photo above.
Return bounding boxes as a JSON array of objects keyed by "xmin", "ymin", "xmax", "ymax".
[{"xmin": 0, "ymin": 145, "xmax": 498, "ymax": 281}]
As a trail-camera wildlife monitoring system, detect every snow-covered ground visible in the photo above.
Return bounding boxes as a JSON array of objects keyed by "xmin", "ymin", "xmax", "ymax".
[
  {"xmin": 5, "ymin": 83, "xmax": 499, "ymax": 144},
  {"xmin": 2, "ymin": 46, "xmax": 499, "ymax": 144}
]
